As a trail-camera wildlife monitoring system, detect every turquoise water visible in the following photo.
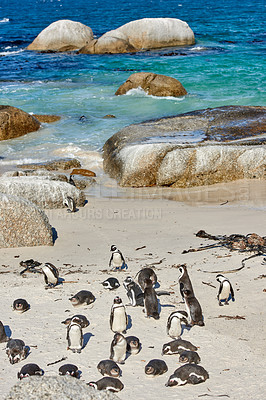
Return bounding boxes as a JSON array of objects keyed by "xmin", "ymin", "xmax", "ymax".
[{"xmin": 0, "ymin": 0, "xmax": 265, "ymax": 172}]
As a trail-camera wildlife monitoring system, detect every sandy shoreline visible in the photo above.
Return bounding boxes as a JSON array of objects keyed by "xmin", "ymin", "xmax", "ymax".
[{"xmin": 0, "ymin": 194, "xmax": 265, "ymax": 399}]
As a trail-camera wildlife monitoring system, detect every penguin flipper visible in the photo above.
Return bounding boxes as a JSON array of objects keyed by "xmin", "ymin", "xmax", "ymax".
[
  {"xmin": 110, "ymin": 309, "xmax": 114, "ymax": 330},
  {"xmin": 229, "ymin": 283, "xmax": 235, "ymax": 300}
]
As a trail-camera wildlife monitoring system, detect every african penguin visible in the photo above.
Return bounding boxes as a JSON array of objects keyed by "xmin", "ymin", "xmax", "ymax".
[
  {"xmin": 41, "ymin": 262, "xmax": 59, "ymax": 288},
  {"xmin": 0, "ymin": 321, "xmax": 9, "ymax": 343},
  {"xmin": 63, "ymin": 196, "xmax": 77, "ymax": 213},
  {"xmin": 110, "ymin": 296, "xmax": 128, "ymax": 334},
  {"xmin": 6, "ymin": 339, "xmax": 27, "ymax": 364},
  {"xmin": 59, "ymin": 363, "xmax": 79, "ymax": 378},
  {"xmin": 61, "ymin": 314, "xmax": 89, "ymax": 329},
  {"xmin": 69, "ymin": 290, "xmax": 95, "ymax": 306},
  {"xmin": 66, "ymin": 318, "xmax": 83, "ymax": 353},
  {"xmin": 126, "ymin": 336, "xmax": 141, "ymax": 355},
  {"xmin": 166, "ymin": 311, "xmax": 188, "ymax": 339},
  {"xmin": 102, "ymin": 277, "xmax": 120, "ymax": 290},
  {"xmin": 143, "ymin": 278, "xmax": 159, "ymax": 320},
  {"xmin": 216, "ymin": 274, "xmax": 235, "ymax": 305},
  {"xmin": 17, "ymin": 363, "xmax": 44, "ymax": 379},
  {"xmin": 145, "ymin": 359, "xmax": 168, "ymax": 377},
  {"xmin": 162, "ymin": 338, "xmax": 198, "ymax": 355},
  {"xmin": 13, "ymin": 299, "xmax": 30, "ymax": 313},
  {"xmin": 109, "ymin": 245, "xmax": 126, "ymax": 270},
  {"xmin": 97, "ymin": 360, "xmax": 122, "ymax": 377},
  {"xmin": 88, "ymin": 377, "xmax": 124, "ymax": 392},
  {"xmin": 110, "ymin": 333, "xmax": 127, "ymax": 364},
  {"xmin": 137, "ymin": 268, "xmax": 157, "ymax": 290},
  {"xmin": 165, "ymin": 364, "xmax": 209, "ymax": 386},
  {"xmin": 123, "ymin": 276, "xmax": 144, "ymax": 306},
  {"xmin": 183, "ymin": 289, "xmax": 204, "ymax": 326},
  {"xmin": 178, "ymin": 264, "xmax": 194, "ymax": 301},
  {"xmin": 178, "ymin": 350, "xmax": 201, "ymax": 364}
]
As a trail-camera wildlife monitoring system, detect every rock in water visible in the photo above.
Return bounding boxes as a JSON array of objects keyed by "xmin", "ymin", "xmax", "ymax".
[
  {"xmin": 0, "ymin": 105, "xmax": 41, "ymax": 141},
  {"xmin": 5, "ymin": 376, "xmax": 120, "ymax": 400},
  {"xmin": 27, "ymin": 20, "xmax": 94, "ymax": 52},
  {"xmin": 0, "ymin": 193, "xmax": 53, "ymax": 248},
  {"xmin": 79, "ymin": 18, "xmax": 195, "ymax": 54},
  {"xmin": 115, "ymin": 72, "xmax": 187, "ymax": 97}
]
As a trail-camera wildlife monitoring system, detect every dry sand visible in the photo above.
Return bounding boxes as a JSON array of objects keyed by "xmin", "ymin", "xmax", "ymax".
[{"xmin": 0, "ymin": 185, "xmax": 265, "ymax": 399}]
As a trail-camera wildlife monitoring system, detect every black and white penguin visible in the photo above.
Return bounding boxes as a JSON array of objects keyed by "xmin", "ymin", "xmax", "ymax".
[
  {"xmin": 61, "ymin": 314, "xmax": 89, "ymax": 329},
  {"xmin": 66, "ymin": 318, "xmax": 83, "ymax": 353},
  {"xmin": 110, "ymin": 333, "xmax": 127, "ymax": 364},
  {"xmin": 6, "ymin": 339, "xmax": 27, "ymax": 364},
  {"xmin": 126, "ymin": 336, "xmax": 141, "ymax": 355},
  {"xmin": 216, "ymin": 274, "xmax": 235, "ymax": 306},
  {"xmin": 110, "ymin": 296, "xmax": 128, "ymax": 334},
  {"xmin": 179, "ymin": 350, "xmax": 201, "ymax": 364},
  {"xmin": 162, "ymin": 338, "xmax": 198, "ymax": 355},
  {"xmin": 88, "ymin": 377, "xmax": 124, "ymax": 392},
  {"xmin": 69, "ymin": 290, "xmax": 95, "ymax": 306},
  {"xmin": 143, "ymin": 278, "xmax": 159, "ymax": 320},
  {"xmin": 109, "ymin": 245, "xmax": 126, "ymax": 270},
  {"xmin": 97, "ymin": 360, "xmax": 122, "ymax": 377},
  {"xmin": 59, "ymin": 363, "xmax": 79, "ymax": 378},
  {"xmin": 123, "ymin": 276, "xmax": 144, "ymax": 306},
  {"xmin": 145, "ymin": 359, "xmax": 168, "ymax": 377},
  {"xmin": 166, "ymin": 311, "xmax": 188, "ymax": 339},
  {"xmin": 102, "ymin": 277, "xmax": 120, "ymax": 290},
  {"xmin": 13, "ymin": 299, "xmax": 30, "ymax": 313},
  {"xmin": 63, "ymin": 196, "xmax": 77, "ymax": 213},
  {"xmin": 17, "ymin": 363, "xmax": 44, "ymax": 379},
  {"xmin": 183, "ymin": 289, "xmax": 204, "ymax": 326},
  {"xmin": 0, "ymin": 321, "xmax": 9, "ymax": 343},
  {"xmin": 137, "ymin": 268, "xmax": 157, "ymax": 290},
  {"xmin": 42, "ymin": 262, "xmax": 59, "ymax": 288},
  {"xmin": 178, "ymin": 264, "xmax": 194, "ymax": 301},
  {"xmin": 165, "ymin": 364, "xmax": 209, "ymax": 386}
]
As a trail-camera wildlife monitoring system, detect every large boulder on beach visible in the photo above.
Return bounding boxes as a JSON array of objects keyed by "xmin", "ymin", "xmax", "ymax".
[
  {"xmin": 79, "ymin": 18, "xmax": 195, "ymax": 54},
  {"xmin": 27, "ymin": 20, "xmax": 94, "ymax": 52},
  {"xmin": 103, "ymin": 106, "xmax": 266, "ymax": 187},
  {"xmin": 115, "ymin": 72, "xmax": 187, "ymax": 97},
  {"xmin": 0, "ymin": 193, "xmax": 53, "ymax": 248},
  {"xmin": 0, "ymin": 177, "xmax": 86, "ymax": 209},
  {"xmin": 5, "ymin": 376, "xmax": 119, "ymax": 400},
  {"xmin": 0, "ymin": 105, "xmax": 41, "ymax": 141}
]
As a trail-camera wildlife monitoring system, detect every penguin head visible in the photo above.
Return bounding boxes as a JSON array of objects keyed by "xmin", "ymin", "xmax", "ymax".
[
  {"xmin": 145, "ymin": 365, "xmax": 155, "ymax": 375},
  {"xmin": 165, "ymin": 375, "xmax": 179, "ymax": 387},
  {"xmin": 113, "ymin": 332, "xmax": 124, "ymax": 344},
  {"xmin": 88, "ymin": 381, "xmax": 97, "ymax": 389},
  {"xmin": 178, "ymin": 264, "xmax": 187, "ymax": 276},
  {"xmin": 110, "ymin": 245, "xmax": 117, "ymax": 252},
  {"xmin": 143, "ymin": 278, "xmax": 153, "ymax": 289},
  {"xmin": 183, "ymin": 289, "xmax": 192, "ymax": 298},
  {"xmin": 162, "ymin": 344, "xmax": 171, "ymax": 355},
  {"xmin": 216, "ymin": 274, "xmax": 226, "ymax": 283},
  {"xmin": 113, "ymin": 296, "xmax": 122, "ymax": 305}
]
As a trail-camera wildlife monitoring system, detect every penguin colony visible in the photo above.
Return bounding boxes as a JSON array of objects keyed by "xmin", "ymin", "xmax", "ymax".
[{"xmin": 0, "ymin": 245, "xmax": 237, "ymax": 394}]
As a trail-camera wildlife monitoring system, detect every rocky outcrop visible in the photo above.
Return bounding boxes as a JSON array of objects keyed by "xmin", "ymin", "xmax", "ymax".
[
  {"xmin": 79, "ymin": 18, "xmax": 195, "ymax": 54},
  {"xmin": 5, "ymin": 376, "xmax": 119, "ymax": 400},
  {"xmin": 0, "ymin": 105, "xmax": 41, "ymax": 141},
  {"xmin": 115, "ymin": 72, "xmax": 187, "ymax": 97},
  {"xmin": 0, "ymin": 177, "xmax": 86, "ymax": 208},
  {"xmin": 103, "ymin": 106, "xmax": 266, "ymax": 187},
  {"xmin": 0, "ymin": 193, "xmax": 53, "ymax": 248},
  {"xmin": 27, "ymin": 20, "xmax": 94, "ymax": 52},
  {"xmin": 18, "ymin": 158, "xmax": 81, "ymax": 171},
  {"xmin": 33, "ymin": 115, "xmax": 61, "ymax": 123}
]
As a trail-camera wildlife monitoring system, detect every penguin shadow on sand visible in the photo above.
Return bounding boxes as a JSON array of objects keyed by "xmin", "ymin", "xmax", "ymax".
[
  {"xmin": 4, "ymin": 325, "xmax": 12, "ymax": 339},
  {"xmin": 126, "ymin": 315, "xmax": 132, "ymax": 331},
  {"xmin": 51, "ymin": 228, "xmax": 58, "ymax": 243},
  {"xmin": 82, "ymin": 332, "xmax": 94, "ymax": 349},
  {"xmin": 158, "ymin": 301, "xmax": 175, "ymax": 315}
]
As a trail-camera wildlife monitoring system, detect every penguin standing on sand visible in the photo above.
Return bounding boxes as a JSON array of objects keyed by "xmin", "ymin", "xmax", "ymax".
[
  {"xmin": 109, "ymin": 245, "xmax": 126, "ymax": 270},
  {"xmin": 166, "ymin": 311, "xmax": 188, "ymax": 339},
  {"xmin": 63, "ymin": 196, "xmax": 77, "ymax": 213},
  {"xmin": 216, "ymin": 274, "xmax": 235, "ymax": 306},
  {"xmin": 178, "ymin": 265, "xmax": 194, "ymax": 301},
  {"xmin": 110, "ymin": 333, "xmax": 127, "ymax": 364},
  {"xmin": 110, "ymin": 297, "xmax": 128, "ymax": 334},
  {"xmin": 66, "ymin": 317, "xmax": 83, "ymax": 353},
  {"xmin": 123, "ymin": 276, "xmax": 144, "ymax": 306},
  {"xmin": 183, "ymin": 290, "xmax": 204, "ymax": 326},
  {"xmin": 143, "ymin": 278, "xmax": 159, "ymax": 320},
  {"xmin": 41, "ymin": 263, "xmax": 59, "ymax": 288}
]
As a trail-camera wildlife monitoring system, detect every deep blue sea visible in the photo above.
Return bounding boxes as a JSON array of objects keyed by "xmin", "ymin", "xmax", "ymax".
[{"xmin": 0, "ymin": 0, "xmax": 265, "ymax": 176}]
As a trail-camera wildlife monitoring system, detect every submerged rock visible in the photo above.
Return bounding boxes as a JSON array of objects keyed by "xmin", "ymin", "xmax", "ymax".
[
  {"xmin": 0, "ymin": 105, "xmax": 41, "ymax": 141},
  {"xmin": 33, "ymin": 115, "xmax": 61, "ymax": 123},
  {"xmin": 103, "ymin": 106, "xmax": 266, "ymax": 187},
  {"xmin": 5, "ymin": 376, "xmax": 119, "ymax": 400},
  {"xmin": 79, "ymin": 18, "xmax": 195, "ymax": 54},
  {"xmin": 27, "ymin": 20, "xmax": 94, "ymax": 52},
  {"xmin": 18, "ymin": 158, "xmax": 81, "ymax": 171},
  {"xmin": 115, "ymin": 72, "xmax": 187, "ymax": 97},
  {"xmin": 0, "ymin": 193, "xmax": 53, "ymax": 248},
  {"xmin": 0, "ymin": 177, "xmax": 86, "ymax": 209}
]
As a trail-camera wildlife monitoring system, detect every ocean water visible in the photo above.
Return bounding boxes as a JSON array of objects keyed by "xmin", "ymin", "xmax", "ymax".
[{"xmin": 0, "ymin": 0, "xmax": 265, "ymax": 178}]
